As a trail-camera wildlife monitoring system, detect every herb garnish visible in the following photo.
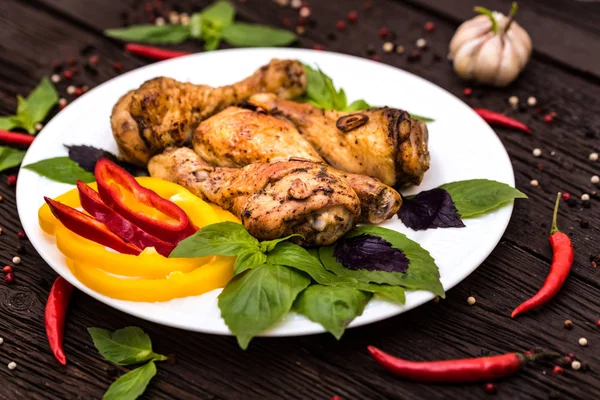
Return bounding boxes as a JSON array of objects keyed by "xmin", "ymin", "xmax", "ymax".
[
  {"xmin": 0, "ymin": 146, "xmax": 26, "ymax": 173},
  {"xmin": 301, "ymin": 64, "xmax": 435, "ymax": 122},
  {"xmin": 0, "ymin": 77, "xmax": 58, "ymax": 134},
  {"xmin": 88, "ymin": 327, "xmax": 168, "ymax": 400},
  {"xmin": 105, "ymin": 1, "xmax": 296, "ymax": 51},
  {"xmin": 23, "ymin": 157, "xmax": 95, "ymax": 184},
  {"xmin": 334, "ymin": 234, "xmax": 410, "ymax": 273},
  {"xmin": 398, "ymin": 179, "xmax": 527, "ymax": 230}
]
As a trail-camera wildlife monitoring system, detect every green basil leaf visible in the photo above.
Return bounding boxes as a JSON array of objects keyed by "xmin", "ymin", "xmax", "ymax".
[
  {"xmin": 218, "ymin": 264, "xmax": 310, "ymax": 349},
  {"xmin": 88, "ymin": 327, "xmax": 167, "ymax": 366},
  {"xmin": 344, "ymin": 99, "xmax": 371, "ymax": 112},
  {"xmin": 103, "ymin": 361, "xmax": 157, "ymax": 400},
  {"xmin": 319, "ymin": 226, "xmax": 444, "ymax": 297},
  {"xmin": 25, "ymin": 76, "xmax": 58, "ymax": 128},
  {"xmin": 303, "ymin": 64, "xmax": 332, "ymax": 109},
  {"xmin": 233, "ymin": 250, "xmax": 267, "ymax": 276},
  {"xmin": 410, "ymin": 113, "xmax": 435, "ymax": 123},
  {"xmin": 222, "ymin": 22, "xmax": 296, "ymax": 47},
  {"xmin": 267, "ymin": 242, "xmax": 405, "ymax": 303},
  {"xmin": 0, "ymin": 116, "xmax": 21, "ymax": 131},
  {"xmin": 190, "ymin": 13, "xmax": 203, "ymax": 38},
  {"xmin": 0, "ymin": 147, "xmax": 26, "ymax": 172},
  {"xmin": 294, "ymin": 285, "xmax": 371, "ymax": 339},
  {"xmin": 204, "ymin": 35, "xmax": 222, "ymax": 51},
  {"xmin": 16, "ymin": 95, "xmax": 35, "ymax": 133},
  {"xmin": 170, "ymin": 221, "xmax": 259, "ymax": 258},
  {"xmin": 105, "ymin": 24, "xmax": 191, "ymax": 44},
  {"xmin": 201, "ymin": 1, "xmax": 235, "ymax": 29},
  {"xmin": 259, "ymin": 234, "xmax": 303, "ymax": 253},
  {"xmin": 320, "ymin": 68, "xmax": 345, "ymax": 109},
  {"xmin": 23, "ymin": 156, "xmax": 95, "ymax": 184},
  {"xmin": 439, "ymin": 179, "xmax": 527, "ymax": 218}
]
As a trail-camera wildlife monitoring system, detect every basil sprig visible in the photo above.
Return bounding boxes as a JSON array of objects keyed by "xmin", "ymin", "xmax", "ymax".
[
  {"xmin": 105, "ymin": 1, "xmax": 296, "ymax": 51},
  {"xmin": 88, "ymin": 327, "xmax": 168, "ymax": 400},
  {"xmin": 0, "ymin": 147, "xmax": 26, "ymax": 173},
  {"xmin": 301, "ymin": 64, "xmax": 435, "ymax": 122},
  {"xmin": 170, "ymin": 222, "xmax": 443, "ymax": 346},
  {"xmin": 23, "ymin": 156, "xmax": 95, "ymax": 184},
  {"xmin": 0, "ymin": 77, "xmax": 58, "ymax": 134}
]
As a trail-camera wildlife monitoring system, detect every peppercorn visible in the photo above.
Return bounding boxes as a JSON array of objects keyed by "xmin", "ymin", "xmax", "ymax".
[
  {"xmin": 463, "ymin": 88, "xmax": 472, "ymax": 96},
  {"xmin": 313, "ymin": 44, "xmax": 325, "ymax": 51},
  {"xmin": 347, "ymin": 10, "xmax": 358, "ymax": 22},
  {"xmin": 2, "ymin": 266, "xmax": 12, "ymax": 274},
  {"xmin": 467, "ymin": 296, "xmax": 476, "ymax": 305},
  {"xmin": 483, "ymin": 383, "xmax": 497, "ymax": 394},
  {"xmin": 112, "ymin": 61, "xmax": 124, "ymax": 72},
  {"xmin": 424, "ymin": 21, "xmax": 435, "ymax": 32},
  {"xmin": 579, "ymin": 337, "xmax": 588, "ymax": 346},
  {"xmin": 415, "ymin": 38, "xmax": 427, "ymax": 49},
  {"xmin": 7, "ymin": 175, "xmax": 17, "ymax": 186},
  {"xmin": 12, "ymin": 256, "xmax": 21, "ymax": 265},
  {"xmin": 567, "ymin": 197, "xmax": 577, "ymax": 207},
  {"xmin": 564, "ymin": 319, "xmax": 573, "ymax": 329},
  {"xmin": 63, "ymin": 70, "xmax": 73, "ymax": 80},
  {"xmin": 369, "ymin": 55, "xmax": 380, "ymax": 62},
  {"xmin": 17, "ymin": 231, "xmax": 26, "ymax": 240},
  {"xmin": 366, "ymin": 45, "xmax": 376, "ymax": 55},
  {"xmin": 378, "ymin": 27, "xmax": 389, "ymax": 38},
  {"xmin": 580, "ymin": 220, "xmax": 589, "ymax": 229},
  {"xmin": 407, "ymin": 50, "xmax": 421, "ymax": 62},
  {"xmin": 544, "ymin": 113, "xmax": 555, "ymax": 123},
  {"xmin": 561, "ymin": 192, "xmax": 571, "ymax": 201},
  {"xmin": 597, "ymin": 319, "xmax": 600, "ymax": 327},
  {"xmin": 4, "ymin": 273, "xmax": 14, "ymax": 283},
  {"xmin": 336, "ymin": 20, "xmax": 346, "ymax": 31},
  {"xmin": 327, "ymin": 33, "xmax": 337, "ymax": 41},
  {"xmin": 382, "ymin": 42, "xmax": 394, "ymax": 53},
  {"xmin": 15, "ymin": 245, "xmax": 25, "ymax": 254},
  {"xmin": 590, "ymin": 152, "xmax": 599, "ymax": 161},
  {"xmin": 553, "ymin": 365, "xmax": 564, "ymax": 375},
  {"xmin": 571, "ymin": 360, "xmax": 581, "ymax": 370}
]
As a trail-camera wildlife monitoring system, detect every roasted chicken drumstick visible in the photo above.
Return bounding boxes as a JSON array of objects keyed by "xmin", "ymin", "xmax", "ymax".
[
  {"xmin": 111, "ymin": 59, "xmax": 307, "ymax": 165},
  {"xmin": 148, "ymin": 148, "xmax": 361, "ymax": 246},
  {"xmin": 248, "ymin": 93, "xmax": 430, "ymax": 187},
  {"xmin": 193, "ymin": 106, "xmax": 401, "ymax": 224}
]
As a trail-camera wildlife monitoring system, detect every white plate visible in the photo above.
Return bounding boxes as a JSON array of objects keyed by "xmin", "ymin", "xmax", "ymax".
[{"xmin": 17, "ymin": 48, "xmax": 515, "ymax": 337}]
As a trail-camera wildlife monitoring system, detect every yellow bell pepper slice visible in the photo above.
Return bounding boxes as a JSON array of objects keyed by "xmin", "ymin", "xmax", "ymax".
[{"xmin": 67, "ymin": 256, "xmax": 234, "ymax": 302}]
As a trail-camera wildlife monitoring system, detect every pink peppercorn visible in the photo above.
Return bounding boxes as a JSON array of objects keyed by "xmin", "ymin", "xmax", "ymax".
[
  {"xmin": 347, "ymin": 10, "xmax": 358, "ymax": 22},
  {"xmin": 3, "ymin": 266, "xmax": 12, "ymax": 274},
  {"xmin": 75, "ymin": 87, "xmax": 83, "ymax": 96},
  {"xmin": 88, "ymin": 55, "xmax": 100, "ymax": 65},
  {"xmin": 313, "ymin": 44, "xmax": 325, "ymax": 51},
  {"xmin": 483, "ymin": 383, "xmax": 497, "ymax": 394},
  {"xmin": 112, "ymin": 61, "xmax": 123, "ymax": 72},
  {"xmin": 369, "ymin": 55, "xmax": 380, "ymax": 62},
  {"xmin": 298, "ymin": 16, "xmax": 308, "ymax": 26},
  {"xmin": 336, "ymin": 20, "xmax": 346, "ymax": 31},
  {"xmin": 282, "ymin": 17, "xmax": 291, "ymax": 26},
  {"xmin": 17, "ymin": 231, "xmax": 26, "ymax": 240},
  {"xmin": 378, "ymin": 27, "xmax": 389, "ymax": 38},
  {"xmin": 4, "ymin": 273, "xmax": 14, "ymax": 283},
  {"xmin": 596, "ymin": 319, "xmax": 600, "ymax": 327},
  {"xmin": 7, "ymin": 175, "xmax": 17, "ymax": 186},
  {"xmin": 553, "ymin": 365, "xmax": 564, "ymax": 375},
  {"xmin": 561, "ymin": 192, "xmax": 571, "ymax": 201},
  {"xmin": 425, "ymin": 21, "xmax": 436, "ymax": 32},
  {"xmin": 63, "ymin": 70, "xmax": 73, "ymax": 80},
  {"xmin": 463, "ymin": 88, "xmax": 472, "ymax": 96}
]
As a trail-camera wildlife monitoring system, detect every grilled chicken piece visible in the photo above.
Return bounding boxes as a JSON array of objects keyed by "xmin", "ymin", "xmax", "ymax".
[
  {"xmin": 193, "ymin": 107, "xmax": 401, "ymax": 224},
  {"xmin": 148, "ymin": 148, "xmax": 361, "ymax": 246},
  {"xmin": 248, "ymin": 93, "xmax": 430, "ymax": 187},
  {"xmin": 111, "ymin": 59, "xmax": 307, "ymax": 166}
]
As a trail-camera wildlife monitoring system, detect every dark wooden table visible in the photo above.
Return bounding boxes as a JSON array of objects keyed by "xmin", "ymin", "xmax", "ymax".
[{"xmin": 1, "ymin": 0, "xmax": 599, "ymax": 399}]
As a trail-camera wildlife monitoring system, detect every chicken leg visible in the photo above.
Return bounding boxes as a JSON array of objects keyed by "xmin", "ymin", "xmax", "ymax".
[
  {"xmin": 247, "ymin": 93, "xmax": 430, "ymax": 187},
  {"xmin": 192, "ymin": 106, "xmax": 401, "ymax": 224},
  {"xmin": 148, "ymin": 147, "xmax": 361, "ymax": 246},
  {"xmin": 111, "ymin": 59, "xmax": 307, "ymax": 166}
]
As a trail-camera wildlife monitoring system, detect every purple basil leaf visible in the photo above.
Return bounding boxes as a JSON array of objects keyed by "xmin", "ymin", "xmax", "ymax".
[
  {"xmin": 65, "ymin": 144, "xmax": 148, "ymax": 176},
  {"xmin": 334, "ymin": 234, "xmax": 409, "ymax": 273},
  {"xmin": 398, "ymin": 188, "xmax": 465, "ymax": 230}
]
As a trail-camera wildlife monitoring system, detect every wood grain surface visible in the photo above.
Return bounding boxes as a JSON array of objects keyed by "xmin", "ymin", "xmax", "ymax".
[{"xmin": 0, "ymin": 0, "xmax": 599, "ymax": 399}]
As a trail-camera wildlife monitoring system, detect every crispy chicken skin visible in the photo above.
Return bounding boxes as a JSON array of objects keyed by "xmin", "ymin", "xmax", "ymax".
[
  {"xmin": 148, "ymin": 148, "xmax": 361, "ymax": 246},
  {"xmin": 111, "ymin": 59, "xmax": 307, "ymax": 166},
  {"xmin": 248, "ymin": 93, "xmax": 430, "ymax": 187},
  {"xmin": 193, "ymin": 107, "xmax": 401, "ymax": 224}
]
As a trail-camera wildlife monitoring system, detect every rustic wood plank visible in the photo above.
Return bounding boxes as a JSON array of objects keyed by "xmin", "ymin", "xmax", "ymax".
[
  {"xmin": 1, "ymin": 0, "xmax": 600, "ymax": 399},
  {"xmin": 402, "ymin": 0, "xmax": 600, "ymax": 79}
]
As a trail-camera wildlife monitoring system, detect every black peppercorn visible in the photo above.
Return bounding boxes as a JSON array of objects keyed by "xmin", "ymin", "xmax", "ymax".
[
  {"xmin": 567, "ymin": 198, "xmax": 577, "ymax": 207},
  {"xmin": 580, "ymin": 220, "xmax": 589, "ymax": 229}
]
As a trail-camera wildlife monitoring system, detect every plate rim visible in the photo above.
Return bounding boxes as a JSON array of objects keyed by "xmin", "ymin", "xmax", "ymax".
[{"xmin": 16, "ymin": 47, "xmax": 515, "ymax": 337}]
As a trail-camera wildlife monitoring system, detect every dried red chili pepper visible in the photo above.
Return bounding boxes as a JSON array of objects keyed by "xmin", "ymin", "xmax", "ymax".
[
  {"xmin": 473, "ymin": 108, "xmax": 532, "ymax": 134},
  {"xmin": 368, "ymin": 346, "xmax": 559, "ymax": 383},
  {"xmin": 511, "ymin": 193, "xmax": 574, "ymax": 318},
  {"xmin": 0, "ymin": 129, "xmax": 35, "ymax": 146},
  {"xmin": 95, "ymin": 158, "xmax": 196, "ymax": 243},
  {"xmin": 125, "ymin": 44, "xmax": 191, "ymax": 61},
  {"xmin": 77, "ymin": 181, "xmax": 175, "ymax": 256},
  {"xmin": 44, "ymin": 197, "xmax": 141, "ymax": 255},
  {"xmin": 45, "ymin": 277, "xmax": 74, "ymax": 365}
]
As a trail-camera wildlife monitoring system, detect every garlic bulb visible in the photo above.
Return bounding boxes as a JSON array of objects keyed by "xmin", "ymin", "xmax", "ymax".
[{"xmin": 449, "ymin": 3, "xmax": 532, "ymax": 87}]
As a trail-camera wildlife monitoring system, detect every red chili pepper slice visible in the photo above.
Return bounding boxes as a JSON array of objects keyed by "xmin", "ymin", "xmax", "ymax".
[
  {"xmin": 0, "ymin": 129, "xmax": 35, "ymax": 146},
  {"xmin": 125, "ymin": 44, "xmax": 191, "ymax": 61},
  {"xmin": 77, "ymin": 181, "xmax": 175, "ymax": 257},
  {"xmin": 511, "ymin": 193, "xmax": 574, "ymax": 318},
  {"xmin": 95, "ymin": 158, "xmax": 196, "ymax": 243},
  {"xmin": 44, "ymin": 196, "xmax": 141, "ymax": 255},
  {"xmin": 473, "ymin": 108, "xmax": 532, "ymax": 134},
  {"xmin": 45, "ymin": 277, "xmax": 74, "ymax": 365},
  {"xmin": 368, "ymin": 346, "xmax": 559, "ymax": 383}
]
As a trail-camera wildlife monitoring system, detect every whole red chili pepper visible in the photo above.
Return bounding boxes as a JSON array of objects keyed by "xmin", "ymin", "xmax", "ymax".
[
  {"xmin": 511, "ymin": 193, "xmax": 574, "ymax": 318},
  {"xmin": 45, "ymin": 277, "xmax": 74, "ymax": 365},
  {"xmin": 0, "ymin": 129, "xmax": 35, "ymax": 146},
  {"xmin": 473, "ymin": 108, "xmax": 532, "ymax": 134},
  {"xmin": 95, "ymin": 158, "xmax": 196, "ymax": 243},
  {"xmin": 367, "ymin": 346, "xmax": 559, "ymax": 383},
  {"xmin": 125, "ymin": 44, "xmax": 191, "ymax": 61}
]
